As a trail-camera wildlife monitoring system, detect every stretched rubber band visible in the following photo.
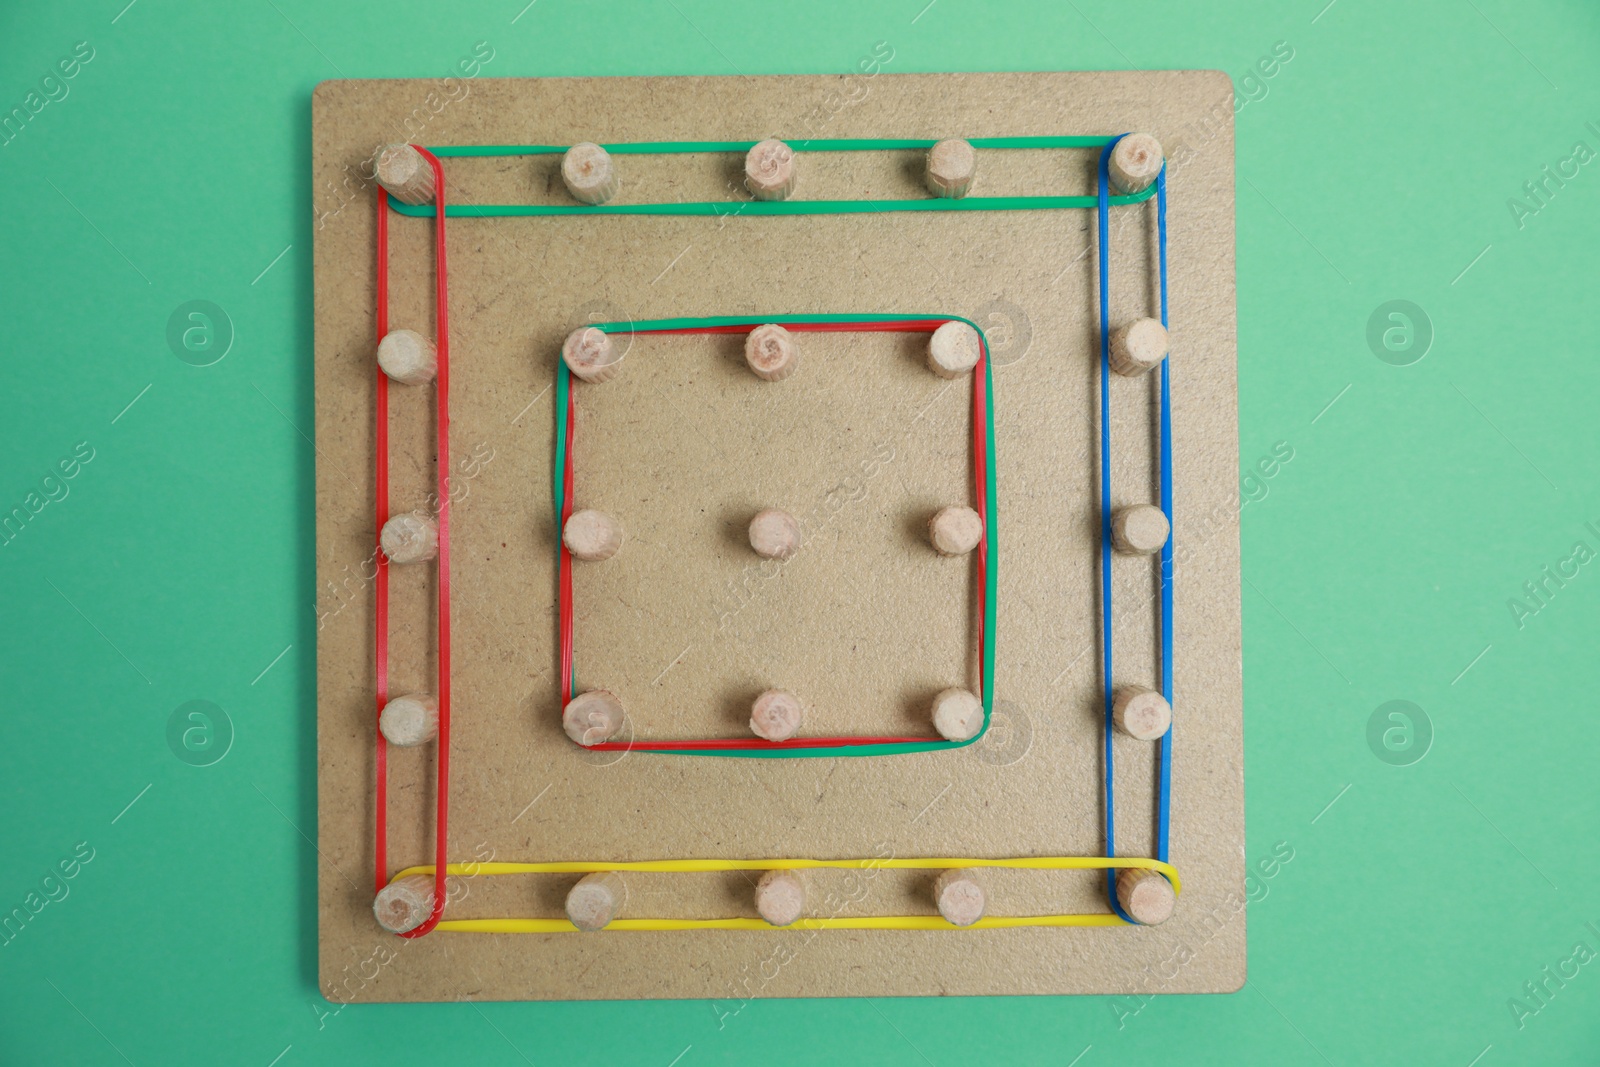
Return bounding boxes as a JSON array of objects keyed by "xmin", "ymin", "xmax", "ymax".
[
  {"xmin": 374, "ymin": 189, "xmax": 390, "ymax": 893},
  {"xmin": 384, "ymin": 136, "xmax": 1158, "ymax": 218},
  {"xmin": 386, "ymin": 854, "xmax": 1182, "ymax": 933},
  {"xmin": 1156, "ymin": 168, "xmax": 1174, "ymax": 862},
  {"xmin": 372, "ymin": 134, "xmax": 1179, "ymax": 934},
  {"xmin": 1095, "ymin": 140, "xmax": 1175, "ymax": 923},
  {"xmin": 555, "ymin": 314, "xmax": 996, "ymax": 758},
  {"xmin": 373, "ymin": 146, "xmax": 453, "ymax": 938}
]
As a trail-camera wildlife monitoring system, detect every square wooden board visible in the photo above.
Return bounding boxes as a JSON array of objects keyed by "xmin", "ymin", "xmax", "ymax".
[{"xmin": 313, "ymin": 70, "xmax": 1243, "ymax": 1002}]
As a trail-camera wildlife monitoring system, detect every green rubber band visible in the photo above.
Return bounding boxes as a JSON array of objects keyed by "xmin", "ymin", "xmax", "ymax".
[
  {"xmin": 553, "ymin": 314, "xmax": 998, "ymax": 759},
  {"xmin": 389, "ymin": 137, "xmax": 1156, "ymax": 217},
  {"xmin": 437, "ymin": 135, "xmax": 1113, "ymax": 156}
]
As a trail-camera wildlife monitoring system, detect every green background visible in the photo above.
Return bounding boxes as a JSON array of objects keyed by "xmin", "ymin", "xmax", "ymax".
[{"xmin": 2, "ymin": 0, "xmax": 1596, "ymax": 1063}]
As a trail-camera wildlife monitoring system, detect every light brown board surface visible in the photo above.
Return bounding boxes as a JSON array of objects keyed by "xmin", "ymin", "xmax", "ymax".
[{"xmin": 313, "ymin": 71, "xmax": 1242, "ymax": 1002}]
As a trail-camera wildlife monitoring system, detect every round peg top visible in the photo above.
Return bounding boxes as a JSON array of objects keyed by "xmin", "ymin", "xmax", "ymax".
[
  {"xmin": 561, "ymin": 142, "xmax": 620, "ymax": 205},
  {"xmin": 1116, "ymin": 868, "xmax": 1176, "ymax": 925},
  {"xmin": 928, "ymin": 505, "xmax": 983, "ymax": 556},
  {"xmin": 749, "ymin": 689, "xmax": 804, "ymax": 742},
  {"xmin": 563, "ymin": 509, "xmax": 623, "ymax": 562},
  {"xmin": 1111, "ymin": 504, "xmax": 1170, "ymax": 556},
  {"xmin": 562, "ymin": 326, "xmax": 624, "ymax": 383},
  {"xmin": 755, "ymin": 869, "xmax": 806, "ymax": 927},
  {"xmin": 377, "ymin": 328, "xmax": 437, "ymax": 385},
  {"xmin": 1109, "ymin": 133, "xmax": 1164, "ymax": 194},
  {"xmin": 380, "ymin": 511, "xmax": 438, "ymax": 565},
  {"xmin": 373, "ymin": 874, "xmax": 435, "ymax": 934},
  {"xmin": 748, "ymin": 508, "xmax": 802, "ymax": 560},
  {"xmin": 563, "ymin": 689, "xmax": 625, "ymax": 747},
  {"xmin": 933, "ymin": 869, "xmax": 987, "ymax": 927},
  {"xmin": 745, "ymin": 138, "xmax": 797, "ymax": 201},
  {"xmin": 1113, "ymin": 686, "xmax": 1172, "ymax": 742},
  {"xmin": 927, "ymin": 320, "xmax": 982, "ymax": 378},
  {"xmin": 374, "ymin": 143, "xmax": 436, "ymax": 206},
  {"xmin": 379, "ymin": 693, "xmax": 439, "ymax": 747},
  {"xmin": 744, "ymin": 323, "xmax": 800, "ymax": 381},
  {"xmin": 565, "ymin": 871, "xmax": 625, "ymax": 931},
  {"xmin": 925, "ymin": 138, "xmax": 977, "ymax": 199},
  {"xmin": 931, "ymin": 687, "xmax": 984, "ymax": 742},
  {"xmin": 1109, "ymin": 317, "xmax": 1169, "ymax": 377}
]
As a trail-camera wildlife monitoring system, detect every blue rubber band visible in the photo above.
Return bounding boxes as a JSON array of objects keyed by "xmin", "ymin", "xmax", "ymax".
[
  {"xmin": 1156, "ymin": 169, "xmax": 1174, "ymax": 864},
  {"xmin": 1097, "ymin": 139, "xmax": 1174, "ymax": 922}
]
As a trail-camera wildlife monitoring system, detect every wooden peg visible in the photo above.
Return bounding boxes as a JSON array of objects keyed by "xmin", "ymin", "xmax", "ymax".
[
  {"xmin": 563, "ymin": 509, "xmax": 623, "ymax": 561},
  {"xmin": 1109, "ymin": 317, "xmax": 1168, "ymax": 377},
  {"xmin": 374, "ymin": 143, "xmax": 435, "ymax": 205},
  {"xmin": 563, "ymin": 689, "xmax": 625, "ymax": 746},
  {"xmin": 1109, "ymin": 133, "xmax": 1164, "ymax": 195},
  {"xmin": 933, "ymin": 869, "xmax": 986, "ymax": 927},
  {"xmin": 744, "ymin": 323, "xmax": 800, "ymax": 381},
  {"xmin": 931, "ymin": 687, "xmax": 983, "ymax": 742},
  {"xmin": 373, "ymin": 874, "xmax": 435, "ymax": 933},
  {"xmin": 565, "ymin": 872, "xmax": 625, "ymax": 931},
  {"xmin": 750, "ymin": 689, "xmax": 804, "ymax": 742},
  {"xmin": 1111, "ymin": 504, "xmax": 1170, "ymax": 555},
  {"xmin": 379, "ymin": 693, "xmax": 439, "ymax": 747},
  {"xmin": 377, "ymin": 328, "xmax": 437, "ymax": 385},
  {"xmin": 928, "ymin": 505, "xmax": 983, "ymax": 556},
  {"xmin": 748, "ymin": 508, "xmax": 802, "ymax": 560},
  {"xmin": 927, "ymin": 320, "xmax": 982, "ymax": 378},
  {"xmin": 745, "ymin": 138, "xmax": 797, "ymax": 201},
  {"xmin": 925, "ymin": 138, "xmax": 977, "ymax": 199},
  {"xmin": 1113, "ymin": 686, "xmax": 1172, "ymax": 741},
  {"xmin": 562, "ymin": 326, "xmax": 624, "ymax": 383},
  {"xmin": 755, "ymin": 869, "xmax": 806, "ymax": 927},
  {"xmin": 1116, "ymin": 868, "xmax": 1176, "ymax": 925},
  {"xmin": 561, "ymin": 142, "xmax": 619, "ymax": 205},
  {"xmin": 380, "ymin": 511, "xmax": 438, "ymax": 564}
]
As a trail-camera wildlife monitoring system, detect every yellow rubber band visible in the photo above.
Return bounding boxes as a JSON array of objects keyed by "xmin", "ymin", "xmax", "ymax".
[
  {"xmin": 386, "ymin": 855, "xmax": 1181, "ymax": 932},
  {"xmin": 436, "ymin": 915, "xmax": 1130, "ymax": 932}
]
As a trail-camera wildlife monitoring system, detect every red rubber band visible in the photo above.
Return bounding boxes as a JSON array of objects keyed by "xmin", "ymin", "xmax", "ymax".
[
  {"xmin": 374, "ymin": 148, "xmax": 452, "ymax": 936},
  {"xmin": 374, "ymin": 189, "xmax": 390, "ymax": 893},
  {"xmin": 565, "ymin": 320, "xmax": 989, "ymax": 753}
]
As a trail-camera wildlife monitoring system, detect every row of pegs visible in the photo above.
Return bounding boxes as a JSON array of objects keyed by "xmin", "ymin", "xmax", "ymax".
[
  {"xmin": 372, "ymin": 132, "xmax": 1167, "ymax": 208},
  {"xmin": 375, "ymin": 861, "xmax": 1177, "ymax": 934}
]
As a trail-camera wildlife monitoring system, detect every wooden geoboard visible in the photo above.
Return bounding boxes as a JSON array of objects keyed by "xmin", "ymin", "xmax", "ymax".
[{"xmin": 312, "ymin": 71, "xmax": 1243, "ymax": 1002}]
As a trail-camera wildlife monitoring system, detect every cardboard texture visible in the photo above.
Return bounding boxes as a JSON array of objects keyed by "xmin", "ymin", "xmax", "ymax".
[{"xmin": 313, "ymin": 72, "xmax": 1242, "ymax": 1001}]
